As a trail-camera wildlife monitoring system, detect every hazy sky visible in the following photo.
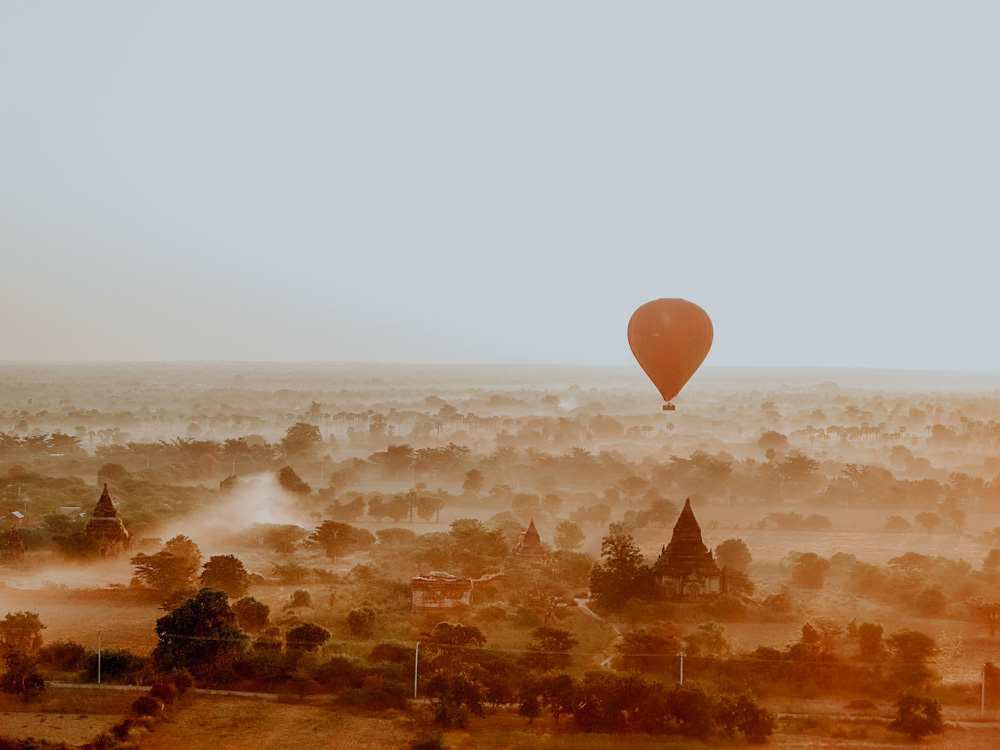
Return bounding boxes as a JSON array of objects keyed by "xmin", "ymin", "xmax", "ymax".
[{"xmin": 2, "ymin": 3, "xmax": 998, "ymax": 370}]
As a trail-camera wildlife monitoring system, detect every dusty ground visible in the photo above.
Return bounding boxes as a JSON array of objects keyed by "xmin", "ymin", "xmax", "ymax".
[
  {"xmin": 0, "ymin": 583, "xmax": 162, "ymax": 654},
  {"xmin": 141, "ymin": 695, "xmax": 413, "ymax": 750},
  {"xmin": 0, "ymin": 687, "xmax": 134, "ymax": 744}
]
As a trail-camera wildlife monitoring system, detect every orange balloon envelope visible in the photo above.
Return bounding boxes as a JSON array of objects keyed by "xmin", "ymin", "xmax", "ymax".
[{"xmin": 628, "ymin": 298, "xmax": 713, "ymax": 406}]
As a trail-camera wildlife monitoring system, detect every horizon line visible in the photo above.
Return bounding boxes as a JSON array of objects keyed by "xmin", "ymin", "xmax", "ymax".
[{"xmin": 0, "ymin": 360, "xmax": 998, "ymax": 376}]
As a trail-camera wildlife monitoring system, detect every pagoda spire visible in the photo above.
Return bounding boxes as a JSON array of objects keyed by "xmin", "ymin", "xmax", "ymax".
[{"xmin": 93, "ymin": 484, "xmax": 118, "ymax": 518}]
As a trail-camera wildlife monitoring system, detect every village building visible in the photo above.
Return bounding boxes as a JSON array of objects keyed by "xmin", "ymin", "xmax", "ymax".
[
  {"xmin": 514, "ymin": 518, "xmax": 546, "ymax": 558},
  {"xmin": 411, "ymin": 571, "xmax": 474, "ymax": 609},
  {"xmin": 411, "ymin": 570, "xmax": 503, "ymax": 609},
  {"xmin": 85, "ymin": 484, "xmax": 131, "ymax": 557},
  {"xmin": 654, "ymin": 498, "xmax": 724, "ymax": 598}
]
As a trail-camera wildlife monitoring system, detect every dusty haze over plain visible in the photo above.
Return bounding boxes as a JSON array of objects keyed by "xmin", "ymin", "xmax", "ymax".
[{"xmin": 2, "ymin": 2, "xmax": 999, "ymax": 371}]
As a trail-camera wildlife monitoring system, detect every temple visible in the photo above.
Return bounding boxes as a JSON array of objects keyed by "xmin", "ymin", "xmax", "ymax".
[
  {"xmin": 411, "ymin": 571, "xmax": 503, "ymax": 609},
  {"xmin": 654, "ymin": 498, "xmax": 724, "ymax": 598},
  {"xmin": 514, "ymin": 518, "xmax": 546, "ymax": 558},
  {"xmin": 85, "ymin": 484, "xmax": 131, "ymax": 556}
]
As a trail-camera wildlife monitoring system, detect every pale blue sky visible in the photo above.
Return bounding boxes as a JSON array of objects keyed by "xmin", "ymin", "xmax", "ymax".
[{"xmin": 2, "ymin": 3, "xmax": 998, "ymax": 369}]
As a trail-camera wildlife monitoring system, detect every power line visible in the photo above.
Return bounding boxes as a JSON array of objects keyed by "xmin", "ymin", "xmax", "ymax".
[{"xmin": 156, "ymin": 633, "xmax": 963, "ymax": 667}]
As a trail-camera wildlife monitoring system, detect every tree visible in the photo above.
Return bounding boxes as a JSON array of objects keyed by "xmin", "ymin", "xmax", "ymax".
[
  {"xmin": 616, "ymin": 476, "xmax": 650, "ymax": 503},
  {"xmin": 0, "ymin": 612, "xmax": 45, "ymax": 653},
  {"xmin": 887, "ymin": 630, "xmax": 938, "ymax": 688},
  {"xmin": 554, "ymin": 520, "xmax": 585, "ymax": 551},
  {"xmin": 757, "ymin": 431, "xmax": 788, "ymax": 452},
  {"xmin": 286, "ymin": 590, "xmax": 313, "ymax": 609},
  {"xmin": 913, "ymin": 586, "xmax": 947, "ymax": 617},
  {"xmin": 463, "ymin": 469, "xmax": 484, "ymax": 495},
  {"xmin": 521, "ymin": 627, "xmax": 577, "ymax": 672},
  {"xmin": 715, "ymin": 539, "xmax": 752, "ymax": 572},
  {"xmin": 589, "ymin": 527, "xmax": 653, "ymax": 611},
  {"xmin": 684, "ymin": 621, "xmax": 730, "ymax": 658},
  {"xmin": 803, "ymin": 514, "xmax": 832, "ymax": 531},
  {"xmin": 427, "ymin": 622, "xmax": 486, "ymax": 648},
  {"xmin": 968, "ymin": 597, "xmax": 1000, "ymax": 639},
  {"xmin": 884, "ymin": 515, "xmax": 912, "ymax": 533},
  {"xmin": 308, "ymin": 521, "xmax": 375, "ymax": 561},
  {"xmin": 130, "ymin": 535, "xmax": 202, "ymax": 605},
  {"xmin": 645, "ymin": 498, "xmax": 677, "ymax": 527},
  {"xmin": 368, "ymin": 495, "xmax": 388, "ymax": 521},
  {"xmin": 328, "ymin": 467, "xmax": 360, "ymax": 494},
  {"xmin": 386, "ymin": 495, "xmax": 411, "ymax": 523},
  {"xmin": 0, "ymin": 651, "xmax": 45, "ymax": 701},
  {"xmin": 427, "ymin": 670, "xmax": 486, "ymax": 727},
  {"xmin": 200, "ymin": 554, "xmax": 251, "ymax": 599},
  {"xmin": 278, "ymin": 466, "xmax": 312, "ymax": 496},
  {"xmin": 286, "ymin": 622, "xmax": 330, "ymax": 653},
  {"xmin": 915, "ymin": 512, "xmax": 942, "ymax": 533},
  {"xmin": 539, "ymin": 673, "xmax": 575, "ymax": 724},
  {"xmin": 231, "ymin": 597, "xmax": 270, "ymax": 633},
  {"xmin": 983, "ymin": 549, "xmax": 1000, "ymax": 571},
  {"xmin": 328, "ymin": 497, "xmax": 367, "ymax": 523},
  {"xmin": 281, "ymin": 422, "xmax": 323, "ymax": 460},
  {"xmin": 717, "ymin": 693, "xmax": 776, "ymax": 744},
  {"xmin": 789, "ymin": 552, "xmax": 830, "ymax": 589},
  {"xmin": 448, "ymin": 519, "xmax": 508, "ymax": 577},
  {"xmin": 260, "ymin": 524, "xmax": 307, "ymax": 555},
  {"xmin": 153, "ymin": 588, "xmax": 248, "ymax": 676},
  {"xmin": 856, "ymin": 622, "xmax": 885, "ymax": 662},
  {"xmin": 779, "ymin": 451, "xmax": 820, "ymax": 485},
  {"xmin": 346, "ymin": 607, "xmax": 376, "ymax": 637},
  {"xmin": 415, "ymin": 495, "xmax": 445, "ymax": 523},
  {"xmin": 888, "ymin": 693, "xmax": 944, "ymax": 740}
]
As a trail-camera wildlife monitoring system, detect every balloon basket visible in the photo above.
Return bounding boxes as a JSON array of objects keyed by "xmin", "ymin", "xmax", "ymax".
[{"xmin": 663, "ymin": 403, "xmax": 676, "ymax": 411}]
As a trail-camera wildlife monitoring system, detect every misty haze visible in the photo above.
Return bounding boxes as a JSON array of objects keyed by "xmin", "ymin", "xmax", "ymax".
[{"xmin": 3, "ymin": 2, "xmax": 1000, "ymax": 749}]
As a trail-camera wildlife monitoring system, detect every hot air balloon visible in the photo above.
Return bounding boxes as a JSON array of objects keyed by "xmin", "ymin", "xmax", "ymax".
[{"xmin": 628, "ymin": 298, "xmax": 713, "ymax": 410}]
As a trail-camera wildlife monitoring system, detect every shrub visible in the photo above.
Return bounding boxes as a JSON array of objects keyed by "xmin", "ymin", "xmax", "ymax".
[
  {"xmin": 148, "ymin": 682, "xmax": 178, "ymax": 704},
  {"xmin": 81, "ymin": 648, "xmax": 146, "ymax": 683},
  {"xmin": 110, "ymin": 717, "xmax": 134, "ymax": 741},
  {"xmin": 888, "ymin": 693, "xmax": 944, "ymax": 740},
  {"xmin": 312, "ymin": 656, "xmax": 369, "ymax": 691},
  {"xmin": 171, "ymin": 670, "xmax": 195, "ymax": 694},
  {"xmin": 232, "ymin": 596, "xmax": 270, "ymax": 633},
  {"xmin": 410, "ymin": 731, "xmax": 448, "ymax": 750},
  {"xmin": 130, "ymin": 696, "xmax": 163, "ymax": 717},
  {"xmin": 38, "ymin": 640, "xmax": 87, "ymax": 672},
  {"xmin": 286, "ymin": 622, "xmax": 331, "ymax": 653}
]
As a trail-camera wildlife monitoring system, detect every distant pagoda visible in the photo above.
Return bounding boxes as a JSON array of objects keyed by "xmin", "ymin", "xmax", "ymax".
[
  {"xmin": 654, "ymin": 498, "xmax": 724, "ymax": 598},
  {"xmin": 85, "ymin": 484, "xmax": 131, "ymax": 557},
  {"xmin": 514, "ymin": 518, "xmax": 546, "ymax": 558}
]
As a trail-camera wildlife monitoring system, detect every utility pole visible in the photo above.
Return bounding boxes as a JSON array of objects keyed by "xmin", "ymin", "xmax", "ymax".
[
  {"xmin": 678, "ymin": 651, "xmax": 685, "ymax": 684},
  {"xmin": 414, "ymin": 643, "xmax": 420, "ymax": 698},
  {"xmin": 97, "ymin": 629, "xmax": 102, "ymax": 684}
]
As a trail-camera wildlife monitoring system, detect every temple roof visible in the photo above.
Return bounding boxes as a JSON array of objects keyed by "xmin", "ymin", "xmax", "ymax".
[
  {"xmin": 657, "ymin": 498, "xmax": 720, "ymax": 577},
  {"xmin": 521, "ymin": 519, "xmax": 542, "ymax": 547},
  {"xmin": 92, "ymin": 484, "xmax": 119, "ymax": 518}
]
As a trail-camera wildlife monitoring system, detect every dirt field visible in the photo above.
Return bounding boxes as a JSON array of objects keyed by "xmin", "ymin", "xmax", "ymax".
[
  {"xmin": 438, "ymin": 712, "xmax": 1000, "ymax": 750},
  {"xmin": 0, "ymin": 583, "xmax": 163, "ymax": 654},
  {"xmin": 141, "ymin": 695, "xmax": 413, "ymax": 750},
  {"xmin": 0, "ymin": 687, "xmax": 133, "ymax": 744}
]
